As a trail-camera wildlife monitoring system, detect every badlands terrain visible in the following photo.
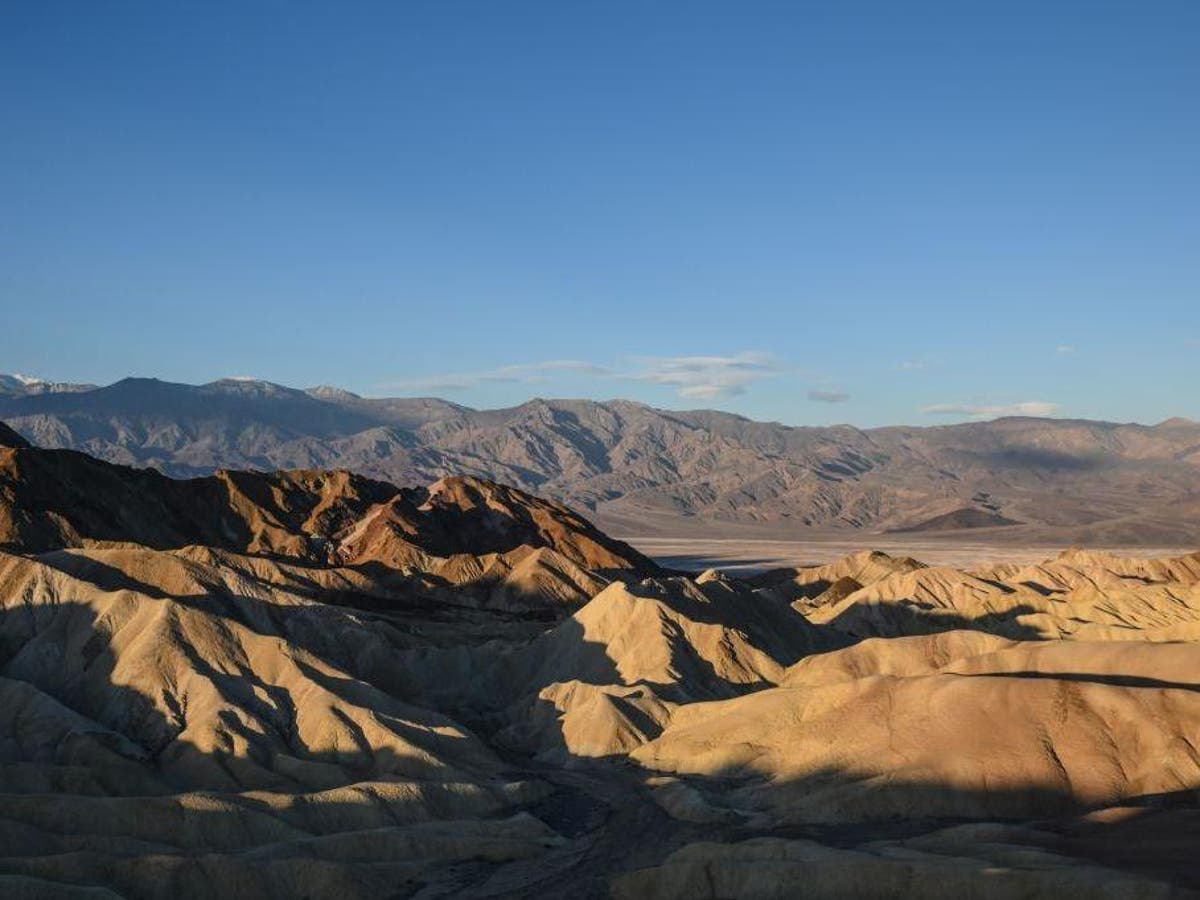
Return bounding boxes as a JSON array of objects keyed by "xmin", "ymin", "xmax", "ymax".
[
  {"xmin": 3, "ymin": 375, "xmax": 1200, "ymax": 547},
  {"xmin": 0, "ymin": 419, "xmax": 1198, "ymax": 897}
]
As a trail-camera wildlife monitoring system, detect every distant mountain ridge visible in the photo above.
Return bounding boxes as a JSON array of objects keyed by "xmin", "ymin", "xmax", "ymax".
[
  {"xmin": 0, "ymin": 372, "xmax": 96, "ymax": 396},
  {"xmin": 2, "ymin": 374, "xmax": 1199, "ymax": 545}
]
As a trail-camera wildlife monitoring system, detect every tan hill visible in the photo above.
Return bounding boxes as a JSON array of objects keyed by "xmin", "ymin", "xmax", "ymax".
[
  {"xmin": 631, "ymin": 638, "xmax": 1200, "ymax": 825},
  {"xmin": 0, "ymin": 539, "xmax": 565, "ymax": 898},
  {"xmin": 749, "ymin": 548, "xmax": 925, "ymax": 609},
  {"xmin": 791, "ymin": 549, "xmax": 1200, "ymax": 641},
  {"xmin": 0, "ymin": 438, "xmax": 657, "ymax": 616},
  {"xmin": 0, "ymin": 550, "xmax": 512, "ymax": 793},
  {"xmin": 4, "ymin": 377, "xmax": 1200, "ymax": 544},
  {"xmin": 0, "ymin": 439, "xmax": 1197, "ymax": 896},
  {"xmin": 488, "ymin": 573, "xmax": 835, "ymax": 761},
  {"xmin": 337, "ymin": 474, "xmax": 655, "ymax": 573},
  {"xmin": 514, "ymin": 573, "xmax": 829, "ymax": 699},
  {"xmin": 780, "ymin": 630, "xmax": 1015, "ymax": 686}
]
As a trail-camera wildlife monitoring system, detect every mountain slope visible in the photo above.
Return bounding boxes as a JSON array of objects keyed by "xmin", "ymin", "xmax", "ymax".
[{"xmin": 3, "ymin": 376, "xmax": 1200, "ymax": 543}]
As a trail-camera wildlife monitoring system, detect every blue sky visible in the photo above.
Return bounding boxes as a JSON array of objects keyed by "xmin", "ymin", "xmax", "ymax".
[{"xmin": 1, "ymin": 1, "xmax": 1197, "ymax": 426}]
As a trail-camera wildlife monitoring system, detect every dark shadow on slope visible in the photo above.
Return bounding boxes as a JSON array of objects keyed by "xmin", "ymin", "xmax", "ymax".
[
  {"xmin": 823, "ymin": 600, "xmax": 1049, "ymax": 642},
  {"xmin": 616, "ymin": 766, "xmax": 1200, "ymax": 894},
  {"xmin": 963, "ymin": 670, "xmax": 1200, "ymax": 692},
  {"xmin": 973, "ymin": 447, "xmax": 1108, "ymax": 472},
  {"xmin": 1032, "ymin": 792, "xmax": 1200, "ymax": 891}
]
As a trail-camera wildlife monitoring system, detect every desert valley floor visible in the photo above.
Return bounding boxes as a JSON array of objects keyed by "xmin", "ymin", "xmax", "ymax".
[
  {"xmin": 0, "ymin": 420, "xmax": 1198, "ymax": 898},
  {"xmin": 623, "ymin": 535, "xmax": 1197, "ymax": 575}
]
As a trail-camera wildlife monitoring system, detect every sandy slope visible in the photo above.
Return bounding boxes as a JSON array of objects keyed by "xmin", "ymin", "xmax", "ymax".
[{"xmin": 0, "ymin": 437, "xmax": 1198, "ymax": 897}]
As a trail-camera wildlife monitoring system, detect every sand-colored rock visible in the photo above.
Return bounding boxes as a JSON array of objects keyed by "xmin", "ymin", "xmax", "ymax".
[
  {"xmin": 1, "ymin": 437, "xmax": 1199, "ymax": 897},
  {"xmin": 0, "ymin": 549, "xmax": 514, "ymax": 793},
  {"xmin": 482, "ymin": 572, "xmax": 833, "ymax": 760},
  {"xmin": 496, "ymin": 681, "xmax": 677, "ymax": 762},
  {"xmin": 519, "ymin": 574, "xmax": 828, "ymax": 697},
  {"xmin": 781, "ymin": 630, "xmax": 1014, "ymax": 686},
  {"xmin": 792, "ymin": 549, "xmax": 1200, "ymax": 641},
  {"xmin": 633, "ymin": 637, "xmax": 1200, "ymax": 825},
  {"xmin": 752, "ymin": 549, "xmax": 926, "ymax": 606},
  {"xmin": 0, "ymin": 441, "xmax": 656, "ymax": 620},
  {"xmin": 0, "ymin": 541, "xmax": 560, "ymax": 898}
]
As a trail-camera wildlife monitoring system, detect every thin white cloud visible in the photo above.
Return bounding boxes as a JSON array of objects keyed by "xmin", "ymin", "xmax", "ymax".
[
  {"xmin": 381, "ymin": 352, "xmax": 786, "ymax": 401},
  {"xmin": 920, "ymin": 401, "xmax": 1059, "ymax": 418},
  {"xmin": 808, "ymin": 389, "xmax": 850, "ymax": 403},
  {"xmin": 896, "ymin": 360, "xmax": 927, "ymax": 371},
  {"xmin": 626, "ymin": 352, "xmax": 780, "ymax": 400},
  {"xmin": 380, "ymin": 360, "xmax": 609, "ymax": 392},
  {"xmin": 1056, "ymin": 345, "xmax": 1075, "ymax": 355}
]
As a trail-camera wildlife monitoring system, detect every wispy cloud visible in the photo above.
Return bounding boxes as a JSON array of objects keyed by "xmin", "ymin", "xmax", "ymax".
[
  {"xmin": 380, "ymin": 360, "xmax": 609, "ymax": 392},
  {"xmin": 896, "ymin": 360, "xmax": 927, "ymax": 371},
  {"xmin": 807, "ymin": 389, "xmax": 850, "ymax": 403},
  {"xmin": 1056, "ymin": 345, "xmax": 1075, "ymax": 355},
  {"xmin": 626, "ymin": 352, "xmax": 780, "ymax": 400},
  {"xmin": 920, "ymin": 401, "xmax": 1059, "ymax": 418},
  {"xmin": 381, "ymin": 352, "xmax": 786, "ymax": 401}
]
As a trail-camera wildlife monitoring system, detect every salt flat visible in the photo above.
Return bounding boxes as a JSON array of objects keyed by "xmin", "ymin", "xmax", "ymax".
[{"xmin": 626, "ymin": 535, "xmax": 1196, "ymax": 573}]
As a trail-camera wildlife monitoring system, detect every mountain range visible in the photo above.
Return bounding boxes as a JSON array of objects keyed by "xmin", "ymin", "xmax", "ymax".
[
  {"xmin": 0, "ymin": 423, "xmax": 1198, "ymax": 896},
  {"xmin": 2, "ymin": 374, "xmax": 1199, "ymax": 546}
]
